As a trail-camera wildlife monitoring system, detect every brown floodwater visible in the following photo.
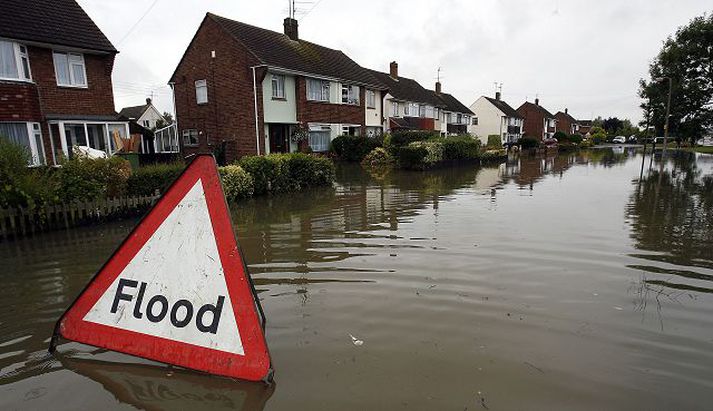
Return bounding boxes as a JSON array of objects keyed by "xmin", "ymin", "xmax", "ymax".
[{"xmin": 1, "ymin": 148, "xmax": 712, "ymax": 410}]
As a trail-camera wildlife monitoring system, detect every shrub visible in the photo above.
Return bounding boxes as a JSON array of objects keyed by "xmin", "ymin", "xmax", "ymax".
[
  {"xmin": 219, "ymin": 165, "xmax": 254, "ymax": 201},
  {"xmin": 330, "ymin": 135, "xmax": 381, "ymax": 162},
  {"xmin": 238, "ymin": 155, "xmax": 275, "ymax": 195},
  {"xmin": 486, "ymin": 135, "xmax": 502, "ymax": 149},
  {"xmin": 57, "ymin": 155, "xmax": 131, "ymax": 202},
  {"xmin": 580, "ymin": 139, "xmax": 595, "ymax": 148},
  {"xmin": 397, "ymin": 144, "xmax": 429, "ymax": 170},
  {"xmin": 387, "ymin": 131, "xmax": 438, "ymax": 151},
  {"xmin": 361, "ymin": 147, "xmax": 394, "ymax": 167},
  {"xmin": 127, "ymin": 162, "xmax": 185, "ymax": 197},
  {"xmin": 518, "ymin": 136, "xmax": 540, "ymax": 149},
  {"xmin": 553, "ymin": 131, "xmax": 569, "ymax": 142},
  {"xmin": 443, "ymin": 136, "xmax": 480, "ymax": 160},
  {"xmin": 283, "ymin": 153, "xmax": 335, "ymax": 188},
  {"xmin": 238, "ymin": 153, "xmax": 335, "ymax": 194},
  {"xmin": 481, "ymin": 149, "xmax": 507, "ymax": 162},
  {"xmin": 568, "ymin": 134, "xmax": 583, "ymax": 144},
  {"xmin": 0, "ymin": 139, "xmax": 54, "ymax": 208}
]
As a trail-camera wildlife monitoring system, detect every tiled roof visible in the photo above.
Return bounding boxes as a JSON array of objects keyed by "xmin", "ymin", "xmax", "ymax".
[
  {"xmin": 0, "ymin": 0, "xmax": 117, "ymax": 53},
  {"xmin": 208, "ymin": 14, "xmax": 383, "ymax": 88},
  {"xmin": 517, "ymin": 101, "xmax": 556, "ymax": 119},
  {"xmin": 119, "ymin": 104, "xmax": 150, "ymax": 120},
  {"xmin": 367, "ymin": 69, "xmax": 444, "ymax": 107},
  {"xmin": 484, "ymin": 97, "xmax": 523, "ymax": 119},
  {"xmin": 434, "ymin": 92, "xmax": 474, "ymax": 115},
  {"xmin": 555, "ymin": 111, "xmax": 578, "ymax": 123}
]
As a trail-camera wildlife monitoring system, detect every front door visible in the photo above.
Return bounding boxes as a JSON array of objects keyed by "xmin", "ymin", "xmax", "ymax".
[{"xmin": 269, "ymin": 124, "xmax": 288, "ymax": 153}]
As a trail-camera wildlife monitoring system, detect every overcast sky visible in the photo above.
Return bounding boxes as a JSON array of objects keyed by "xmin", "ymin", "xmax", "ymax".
[{"xmin": 77, "ymin": 0, "xmax": 711, "ymax": 124}]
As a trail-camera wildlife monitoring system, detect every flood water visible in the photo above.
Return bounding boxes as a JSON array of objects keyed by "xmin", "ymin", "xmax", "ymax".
[{"xmin": 1, "ymin": 148, "xmax": 713, "ymax": 410}]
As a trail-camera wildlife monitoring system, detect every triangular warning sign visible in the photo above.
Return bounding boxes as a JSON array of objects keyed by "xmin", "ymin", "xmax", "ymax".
[{"xmin": 51, "ymin": 155, "xmax": 271, "ymax": 382}]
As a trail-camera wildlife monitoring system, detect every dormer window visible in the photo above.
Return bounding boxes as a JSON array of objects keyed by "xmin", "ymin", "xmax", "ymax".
[
  {"xmin": 0, "ymin": 40, "xmax": 31, "ymax": 81},
  {"xmin": 53, "ymin": 51, "xmax": 87, "ymax": 87}
]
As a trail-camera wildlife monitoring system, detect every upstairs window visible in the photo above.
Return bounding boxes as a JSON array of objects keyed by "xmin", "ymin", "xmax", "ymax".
[
  {"xmin": 341, "ymin": 84, "xmax": 359, "ymax": 105},
  {"xmin": 272, "ymin": 74, "xmax": 285, "ymax": 99},
  {"xmin": 472, "ymin": 117, "xmax": 478, "ymax": 125},
  {"xmin": 391, "ymin": 101, "xmax": 398, "ymax": 116},
  {"xmin": 0, "ymin": 40, "xmax": 31, "ymax": 81},
  {"xmin": 182, "ymin": 129, "xmax": 199, "ymax": 146},
  {"xmin": 53, "ymin": 52, "xmax": 86, "ymax": 87},
  {"xmin": 366, "ymin": 90, "xmax": 376, "ymax": 108},
  {"xmin": 195, "ymin": 79, "xmax": 208, "ymax": 104},
  {"xmin": 307, "ymin": 78, "xmax": 330, "ymax": 101}
]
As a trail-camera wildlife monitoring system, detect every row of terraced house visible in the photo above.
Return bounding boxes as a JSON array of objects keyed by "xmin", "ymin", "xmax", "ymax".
[{"xmin": 0, "ymin": 1, "xmax": 590, "ymax": 166}]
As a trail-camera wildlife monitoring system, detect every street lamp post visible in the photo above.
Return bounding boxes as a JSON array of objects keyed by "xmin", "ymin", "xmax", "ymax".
[{"xmin": 654, "ymin": 76, "xmax": 673, "ymax": 154}]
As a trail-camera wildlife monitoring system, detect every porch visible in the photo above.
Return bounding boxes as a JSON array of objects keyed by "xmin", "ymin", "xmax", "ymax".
[{"xmin": 47, "ymin": 115, "xmax": 129, "ymax": 164}]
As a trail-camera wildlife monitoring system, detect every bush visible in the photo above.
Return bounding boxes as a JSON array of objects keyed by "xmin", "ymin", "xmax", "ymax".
[
  {"xmin": 219, "ymin": 165, "xmax": 254, "ymax": 201},
  {"xmin": 127, "ymin": 162, "xmax": 185, "ymax": 197},
  {"xmin": 553, "ymin": 131, "xmax": 569, "ymax": 142},
  {"xmin": 330, "ymin": 135, "xmax": 381, "ymax": 162},
  {"xmin": 57, "ymin": 155, "xmax": 131, "ymax": 202},
  {"xmin": 486, "ymin": 135, "xmax": 502, "ymax": 149},
  {"xmin": 443, "ymin": 136, "xmax": 480, "ymax": 160},
  {"xmin": 568, "ymin": 134, "xmax": 583, "ymax": 144},
  {"xmin": 237, "ymin": 155, "xmax": 277, "ymax": 195},
  {"xmin": 387, "ymin": 131, "xmax": 438, "ymax": 152},
  {"xmin": 0, "ymin": 139, "xmax": 54, "ymax": 208},
  {"xmin": 397, "ymin": 144, "xmax": 429, "ymax": 170},
  {"xmin": 361, "ymin": 147, "xmax": 394, "ymax": 167},
  {"xmin": 283, "ymin": 153, "xmax": 335, "ymax": 188},
  {"xmin": 481, "ymin": 149, "xmax": 507, "ymax": 162},
  {"xmin": 518, "ymin": 136, "xmax": 540, "ymax": 149},
  {"xmin": 238, "ymin": 153, "xmax": 335, "ymax": 194}
]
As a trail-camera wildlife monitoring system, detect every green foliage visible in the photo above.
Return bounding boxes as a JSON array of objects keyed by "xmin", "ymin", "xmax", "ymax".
[
  {"xmin": 481, "ymin": 149, "xmax": 507, "ymax": 162},
  {"xmin": 568, "ymin": 134, "xmax": 584, "ymax": 144},
  {"xmin": 553, "ymin": 131, "xmax": 569, "ymax": 142},
  {"xmin": 361, "ymin": 147, "xmax": 394, "ymax": 168},
  {"xmin": 397, "ymin": 144, "xmax": 429, "ymax": 170},
  {"xmin": 518, "ymin": 136, "xmax": 540, "ymax": 149},
  {"xmin": 639, "ymin": 13, "xmax": 713, "ymax": 142},
  {"xmin": 387, "ymin": 131, "xmax": 438, "ymax": 152},
  {"xmin": 56, "ymin": 156, "xmax": 131, "ymax": 202},
  {"xmin": 330, "ymin": 135, "xmax": 381, "ymax": 162},
  {"xmin": 486, "ymin": 135, "xmax": 502, "ymax": 149},
  {"xmin": 238, "ymin": 153, "xmax": 335, "ymax": 194},
  {"xmin": 126, "ymin": 162, "xmax": 185, "ymax": 197},
  {"xmin": 580, "ymin": 139, "xmax": 595, "ymax": 148},
  {"xmin": 442, "ymin": 135, "xmax": 481, "ymax": 160},
  {"xmin": 0, "ymin": 139, "xmax": 59, "ymax": 208},
  {"xmin": 590, "ymin": 126, "xmax": 607, "ymax": 144},
  {"xmin": 219, "ymin": 165, "xmax": 254, "ymax": 201}
]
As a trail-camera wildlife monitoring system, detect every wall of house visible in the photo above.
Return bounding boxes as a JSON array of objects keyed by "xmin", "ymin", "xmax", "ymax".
[
  {"xmin": 517, "ymin": 104, "xmax": 546, "ymax": 140},
  {"xmin": 172, "ymin": 17, "xmax": 265, "ymax": 162},
  {"xmin": 137, "ymin": 105, "xmax": 165, "ymax": 129},
  {"xmin": 0, "ymin": 82, "xmax": 42, "ymax": 122},
  {"xmin": 469, "ymin": 97, "xmax": 504, "ymax": 145},
  {"xmin": 365, "ymin": 89, "xmax": 382, "ymax": 128},
  {"xmin": 555, "ymin": 113, "xmax": 573, "ymax": 135},
  {"xmin": 262, "ymin": 72, "xmax": 297, "ymax": 124},
  {"xmin": 296, "ymin": 77, "xmax": 365, "ymax": 131}
]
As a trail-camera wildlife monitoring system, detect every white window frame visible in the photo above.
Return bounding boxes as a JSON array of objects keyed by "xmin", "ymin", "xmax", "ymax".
[
  {"xmin": 52, "ymin": 51, "xmax": 87, "ymax": 88},
  {"xmin": 366, "ymin": 89, "xmax": 376, "ymax": 109},
  {"xmin": 182, "ymin": 129, "xmax": 199, "ymax": 146},
  {"xmin": 271, "ymin": 74, "xmax": 285, "ymax": 99},
  {"xmin": 419, "ymin": 105, "xmax": 426, "ymax": 118},
  {"xmin": 0, "ymin": 40, "xmax": 32, "ymax": 82},
  {"xmin": 195, "ymin": 79, "xmax": 208, "ymax": 104},
  {"xmin": 308, "ymin": 124, "xmax": 331, "ymax": 152},
  {"xmin": 341, "ymin": 84, "xmax": 359, "ymax": 105},
  {"xmin": 307, "ymin": 78, "xmax": 330, "ymax": 102},
  {"xmin": 391, "ymin": 101, "xmax": 399, "ymax": 117},
  {"xmin": 404, "ymin": 102, "xmax": 410, "ymax": 116}
]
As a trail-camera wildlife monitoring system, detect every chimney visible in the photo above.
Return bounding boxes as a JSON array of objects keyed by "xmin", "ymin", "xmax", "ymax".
[
  {"xmin": 284, "ymin": 17, "xmax": 298, "ymax": 41},
  {"xmin": 535, "ymin": 98, "xmax": 539, "ymax": 106},
  {"xmin": 435, "ymin": 81, "xmax": 442, "ymax": 94},
  {"xmin": 495, "ymin": 91, "xmax": 501, "ymax": 101},
  {"xmin": 146, "ymin": 97, "xmax": 152, "ymax": 105},
  {"xmin": 389, "ymin": 61, "xmax": 398, "ymax": 78},
  {"xmin": 565, "ymin": 108, "xmax": 568, "ymax": 114}
]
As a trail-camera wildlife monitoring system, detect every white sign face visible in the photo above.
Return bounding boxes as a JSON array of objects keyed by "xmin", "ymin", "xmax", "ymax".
[{"xmin": 83, "ymin": 180, "xmax": 245, "ymax": 355}]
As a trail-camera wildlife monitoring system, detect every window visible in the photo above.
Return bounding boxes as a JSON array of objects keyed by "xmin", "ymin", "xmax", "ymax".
[
  {"xmin": 0, "ymin": 40, "xmax": 31, "ymax": 81},
  {"xmin": 308, "ymin": 129, "xmax": 331, "ymax": 152},
  {"xmin": 419, "ymin": 105, "xmax": 426, "ymax": 118},
  {"xmin": 366, "ymin": 90, "xmax": 376, "ymax": 108},
  {"xmin": 272, "ymin": 74, "xmax": 285, "ymax": 99},
  {"xmin": 195, "ymin": 80, "xmax": 208, "ymax": 104},
  {"xmin": 307, "ymin": 78, "xmax": 330, "ymax": 101},
  {"xmin": 404, "ymin": 103, "xmax": 409, "ymax": 116},
  {"xmin": 425, "ymin": 106, "xmax": 434, "ymax": 119},
  {"xmin": 457, "ymin": 114, "xmax": 462, "ymax": 124},
  {"xmin": 434, "ymin": 108, "xmax": 439, "ymax": 119},
  {"xmin": 0, "ymin": 122, "xmax": 45, "ymax": 165},
  {"xmin": 472, "ymin": 117, "xmax": 478, "ymax": 125},
  {"xmin": 182, "ymin": 129, "xmax": 199, "ymax": 146},
  {"xmin": 341, "ymin": 84, "xmax": 359, "ymax": 105},
  {"xmin": 391, "ymin": 101, "xmax": 398, "ymax": 116},
  {"xmin": 53, "ymin": 52, "xmax": 86, "ymax": 87},
  {"xmin": 445, "ymin": 113, "xmax": 452, "ymax": 123},
  {"xmin": 341, "ymin": 125, "xmax": 360, "ymax": 136},
  {"xmin": 143, "ymin": 120, "xmax": 150, "ymax": 127}
]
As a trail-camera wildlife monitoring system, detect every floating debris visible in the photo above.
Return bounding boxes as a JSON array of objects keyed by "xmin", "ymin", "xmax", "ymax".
[{"xmin": 349, "ymin": 333, "xmax": 364, "ymax": 346}]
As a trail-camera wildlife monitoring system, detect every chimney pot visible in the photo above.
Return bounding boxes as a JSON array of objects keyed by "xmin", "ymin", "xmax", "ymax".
[
  {"xmin": 435, "ymin": 81, "xmax": 442, "ymax": 94},
  {"xmin": 146, "ymin": 97, "xmax": 152, "ymax": 105},
  {"xmin": 535, "ymin": 98, "xmax": 539, "ymax": 106},
  {"xmin": 389, "ymin": 61, "xmax": 398, "ymax": 78},
  {"xmin": 495, "ymin": 91, "xmax": 501, "ymax": 101},
  {"xmin": 565, "ymin": 108, "xmax": 568, "ymax": 114},
  {"xmin": 284, "ymin": 17, "xmax": 298, "ymax": 41}
]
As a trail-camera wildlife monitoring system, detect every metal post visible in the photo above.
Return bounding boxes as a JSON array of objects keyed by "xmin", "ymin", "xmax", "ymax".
[{"xmin": 662, "ymin": 77, "xmax": 672, "ymax": 155}]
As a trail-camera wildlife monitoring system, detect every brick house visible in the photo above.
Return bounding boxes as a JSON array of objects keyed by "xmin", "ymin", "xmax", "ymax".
[
  {"xmin": 0, "ymin": 0, "xmax": 128, "ymax": 165},
  {"xmin": 555, "ymin": 108, "xmax": 580, "ymax": 135},
  {"xmin": 170, "ymin": 13, "xmax": 387, "ymax": 161},
  {"xmin": 432, "ymin": 85, "xmax": 474, "ymax": 136},
  {"xmin": 516, "ymin": 99, "xmax": 557, "ymax": 140}
]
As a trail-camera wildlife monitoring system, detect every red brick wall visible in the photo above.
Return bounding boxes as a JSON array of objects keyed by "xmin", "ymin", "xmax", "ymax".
[
  {"xmin": 555, "ymin": 113, "xmax": 572, "ymax": 134},
  {"xmin": 517, "ymin": 103, "xmax": 545, "ymax": 140},
  {"xmin": 296, "ymin": 78, "xmax": 365, "ymax": 132},
  {"xmin": 0, "ymin": 82, "xmax": 42, "ymax": 122},
  {"xmin": 172, "ymin": 17, "xmax": 264, "ymax": 162}
]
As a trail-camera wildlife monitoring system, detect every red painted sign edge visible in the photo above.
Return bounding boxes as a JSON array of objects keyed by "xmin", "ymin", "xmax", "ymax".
[{"xmin": 50, "ymin": 155, "xmax": 272, "ymax": 382}]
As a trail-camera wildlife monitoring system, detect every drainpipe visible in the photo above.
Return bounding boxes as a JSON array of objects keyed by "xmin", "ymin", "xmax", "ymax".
[
  {"xmin": 251, "ymin": 66, "xmax": 261, "ymax": 155},
  {"xmin": 169, "ymin": 81, "xmax": 178, "ymax": 136}
]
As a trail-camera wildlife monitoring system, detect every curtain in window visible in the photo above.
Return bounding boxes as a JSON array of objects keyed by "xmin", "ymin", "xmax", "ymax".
[
  {"xmin": 308, "ymin": 131, "xmax": 330, "ymax": 152},
  {"xmin": 53, "ymin": 53, "xmax": 70, "ymax": 85},
  {"xmin": 0, "ymin": 41, "xmax": 19, "ymax": 79},
  {"xmin": 0, "ymin": 123, "xmax": 30, "ymax": 151}
]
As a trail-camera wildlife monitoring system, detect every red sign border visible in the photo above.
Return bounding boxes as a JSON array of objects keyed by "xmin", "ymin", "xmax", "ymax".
[{"xmin": 50, "ymin": 155, "xmax": 272, "ymax": 382}]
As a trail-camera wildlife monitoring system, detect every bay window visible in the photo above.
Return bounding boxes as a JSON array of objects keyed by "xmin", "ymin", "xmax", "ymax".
[
  {"xmin": 0, "ymin": 40, "xmax": 31, "ymax": 81},
  {"xmin": 341, "ymin": 84, "xmax": 359, "ymax": 105},
  {"xmin": 272, "ymin": 74, "xmax": 285, "ymax": 99},
  {"xmin": 308, "ymin": 125, "xmax": 331, "ymax": 152},
  {"xmin": 307, "ymin": 78, "xmax": 330, "ymax": 101},
  {"xmin": 0, "ymin": 122, "xmax": 45, "ymax": 165},
  {"xmin": 53, "ymin": 51, "xmax": 87, "ymax": 87}
]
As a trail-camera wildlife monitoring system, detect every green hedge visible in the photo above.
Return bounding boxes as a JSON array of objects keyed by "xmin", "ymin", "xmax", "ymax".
[
  {"xmin": 397, "ymin": 144, "xmax": 430, "ymax": 170},
  {"xmin": 386, "ymin": 131, "xmax": 438, "ymax": 150},
  {"xmin": 518, "ymin": 136, "xmax": 540, "ymax": 149},
  {"xmin": 486, "ymin": 135, "xmax": 502, "ymax": 149},
  {"xmin": 219, "ymin": 165, "xmax": 254, "ymax": 201},
  {"xmin": 442, "ymin": 136, "xmax": 480, "ymax": 160},
  {"xmin": 126, "ymin": 162, "xmax": 185, "ymax": 197},
  {"xmin": 238, "ymin": 153, "xmax": 335, "ymax": 194},
  {"xmin": 361, "ymin": 147, "xmax": 394, "ymax": 167},
  {"xmin": 330, "ymin": 135, "xmax": 381, "ymax": 162}
]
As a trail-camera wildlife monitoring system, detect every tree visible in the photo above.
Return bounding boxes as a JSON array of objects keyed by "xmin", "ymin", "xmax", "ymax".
[
  {"xmin": 603, "ymin": 117, "xmax": 624, "ymax": 136},
  {"xmin": 639, "ymin": 13, "xmax": 713, "ymax": 143},
  {"xmin": 152, "ymin": 112, "xmax": 175, "ymax": 131}
]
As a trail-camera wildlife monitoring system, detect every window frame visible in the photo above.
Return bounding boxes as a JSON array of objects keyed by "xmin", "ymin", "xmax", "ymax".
[
  {"xmin": 0, "ymin": 40, "xmax": 32, "ymax": 82},
  {"xmin": 307, "ymin": 78, "xmax": 330, "ymax": 102},
  {"xmin": 271, "ymin": 74, "xmax": 285, "ymax": 99},
  {"xmin": 52, "ymin": 51, "xmax": 87, "ymax": 88},
  {"xmin": 341, "ymin": 84, "xmax": 359, "ymax": 105},
  {"xmin": 366, "ymin": 89, "xmax": 376, "ymax": 109},
  {"xmin": 182, "ymin": 129, "xmax": 199, "ymax": 146},
  {"xmin": 391, "ymin": 101, "xmax": 399, "ymax": 117},
  {"xmin": 195, "ymin": 79, "xmax": 208, "ymax": 104}
]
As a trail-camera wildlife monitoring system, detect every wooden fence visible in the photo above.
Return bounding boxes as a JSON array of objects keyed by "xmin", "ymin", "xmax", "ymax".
[{"xmin": 0, "ymin": 195, "xmax": 160, "ymax": 241}]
